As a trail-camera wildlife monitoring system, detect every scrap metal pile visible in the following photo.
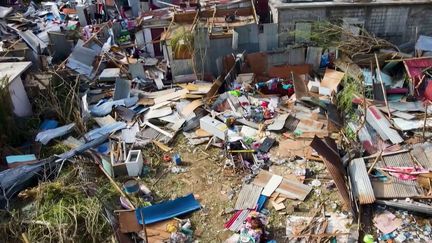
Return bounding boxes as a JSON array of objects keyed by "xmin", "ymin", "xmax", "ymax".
[{"xmin": 0, "ymin": 0, "xmax": 432, "ymax": 243}]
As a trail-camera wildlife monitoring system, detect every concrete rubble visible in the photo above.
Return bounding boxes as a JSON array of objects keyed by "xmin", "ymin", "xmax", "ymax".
[{"xmin": 0, "ymin": 0, "xmax": 432, "ymax": 242}]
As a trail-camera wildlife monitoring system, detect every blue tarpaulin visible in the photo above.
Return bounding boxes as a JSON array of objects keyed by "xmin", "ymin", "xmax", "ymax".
[
  {"xmin": 135, "ymin": 193, "xmax": 201, "ymax": 224},
  {"xmin": 40, "ymin": 120, "xmax": 58, "ymax": 131},
  {"xmin": 257, "ymin": 195, "xmax": 267, "ymax": 212}
]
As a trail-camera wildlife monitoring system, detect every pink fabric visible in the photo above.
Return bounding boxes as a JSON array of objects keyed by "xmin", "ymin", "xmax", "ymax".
[{"xmin": 381, "ymin": 166, "xmax": 429, "ymax": 180}]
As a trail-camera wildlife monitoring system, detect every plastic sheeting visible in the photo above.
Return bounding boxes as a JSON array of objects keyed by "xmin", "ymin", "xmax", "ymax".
[
  {"xmin": 57, "ymin": 134, "xmax": 109, "ymax": 161},
  {"xmin": 84, "ymin": 122, "xmax": 126, "ymax": 141},
  {"xmin": 416, "ymin": 35, "xmax": 432, "ymax": 52},
  {"xmin": 0, "ymin": 158, "xmax": 55, "ymax": 208},
  {"xmin": 135, "ymin": 194, "xmax": 201, "ymax": 224},
  {"xmin": 35, "ymin": 123, "xmax": 75, "ymax": 145},
  {"xmin": 90, "ymin": 96, "xmax": 138, "ymax": 117}
]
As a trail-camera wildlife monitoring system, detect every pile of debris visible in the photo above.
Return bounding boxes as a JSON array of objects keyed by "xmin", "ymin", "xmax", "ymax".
[{"xmin": 1, "ymin": 0, "xmax": 432, "ymax": 242}]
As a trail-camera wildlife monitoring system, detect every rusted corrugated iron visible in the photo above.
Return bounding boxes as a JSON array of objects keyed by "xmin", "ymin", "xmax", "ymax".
[
  {"xmin": 371, "ymin": 178, "xmax": 423, "ymax": 198},
  {"xmin": 411, "ymin": 143, "xmax": 432, "ymax": 170},
  {"xmin": 380, "ymin": 152, "xmax": 413, "ymax": 167},
  {"xmin": 310, "ymin": 136, "xmax": 351, "ymax": 210},
  {"xmin": 348, "ymin": 158, "xmax": 376, "ymax": 204}
]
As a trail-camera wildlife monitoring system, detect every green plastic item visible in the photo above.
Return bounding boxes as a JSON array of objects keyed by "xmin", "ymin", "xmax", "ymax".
[
  {"xmin": 363, "ymin": 234, "xmax": 374, "ymax": 243},
  {"xmin": 293, "ymin": 129, "xmax": 303, "ymax": 136},
  {"xmin": 228, "ymin": 90, "xmax": 241, "ymax": 97}
]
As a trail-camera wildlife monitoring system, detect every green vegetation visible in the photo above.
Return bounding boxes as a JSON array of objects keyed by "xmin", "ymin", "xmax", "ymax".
[
  {"xmin": 337, "ymin": 76, "xmax": 360, "ymax": 115},
  {"xmin": 0, "ymin": 164, "xmax": 117, "ymax": 243},
  {"xmin": 170, "ymin": 26, "xmax": 194, "ymax": 60}
]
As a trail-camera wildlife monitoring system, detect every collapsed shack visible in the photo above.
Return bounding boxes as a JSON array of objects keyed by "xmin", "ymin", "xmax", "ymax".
[{"xmin": 0, "ymin": 0, "xmax": 432, "ymax": 242}]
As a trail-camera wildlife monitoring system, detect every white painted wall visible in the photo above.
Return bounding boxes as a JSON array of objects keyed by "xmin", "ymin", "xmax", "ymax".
[{"xmin": 8, "ymin": 76, "xmax": 32, "ymax": 117}]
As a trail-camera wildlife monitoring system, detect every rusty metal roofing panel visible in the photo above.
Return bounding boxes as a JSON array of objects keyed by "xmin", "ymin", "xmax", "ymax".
[
  {"xmin": 310, "ymin": 136, "xmax": 351, "ymax": 209},
  {"xmin": 235, "ymin": 183, "xmax": 263, "ymax": 210},
  {"xmin": 285, "ymin": 114, "xmax": 299, "ymax": 131},
  {"xmin": 379, "ymin": 152, "xmax": 414, "ymax": 167},
  {"xmin": 348, "ymin": 158, "xmax": 376, "ymax": 204},
  {"xmin": 252, "ymin": 170, "xmax": 311, "ymax": 201},
  {"xmin": 371, "ymin": 179, "xmax": 423, "ymax": 198},
  {"xmin": 411, "ymin": 143, "xmax": 432, "ymax": 170}
]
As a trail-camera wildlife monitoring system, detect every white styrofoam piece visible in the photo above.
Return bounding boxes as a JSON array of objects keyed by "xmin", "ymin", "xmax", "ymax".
[
  {"xmin": 125, "ymin": 150, "xmax": 144, "ymax": 177},
  {"xmin": 200, "ymin": 115, "xmax": 228, "ymax": 140}
]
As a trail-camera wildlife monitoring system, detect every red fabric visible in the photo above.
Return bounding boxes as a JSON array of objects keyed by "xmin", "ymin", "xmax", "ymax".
[
  {"xmin": 424, "ymin": 81, "xmax": 432, "ymax": 102},
  {"xmin": 404, "ymin": 58, "xmax": 432, "ymax": 97},
  {"xmin": 386, "ymin": 88, "xmax": 408, "ymax": 94},
  {"xmin": 404, "ymin": 58, "xmax": 432, "ymax": 78}
]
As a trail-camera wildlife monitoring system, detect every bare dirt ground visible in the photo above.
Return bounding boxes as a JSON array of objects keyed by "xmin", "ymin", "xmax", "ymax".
[{"xmin": 140, "ymin": 135, "xmax": 342, "ymax": 242}]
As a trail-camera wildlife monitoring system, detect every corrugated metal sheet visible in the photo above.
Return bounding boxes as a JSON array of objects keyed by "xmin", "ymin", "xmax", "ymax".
[
  {"xmin": 376, "ymin": 200, "xmax": 432, "ymax": 216},
  {"xmin": 285, "ymin": 115, "xmax": 299, "ymax": 131},
  {"xmin": 411, "ymin": 143, "xmax": 432, "ymax": 170},
  {"xmin": 388, "ymin": 101, "xmax": 425, "ymax": 112},
  {"xmin": 305, "ymin": 47, "xmax": 322, "ymax": 70},
  {"xmin": 258, "ymin": 23, "xmax": 277, "ymax": 52},
  {"xmin": 310, "ymin": 136, "xmax": 351, "ymax": 210},
  {"xmin": 267, "ymin": 51, "xmax": 288, "ymax": 67},
  {"xmin": 226, "ymin": 209, "xmax": 250, "ymax": 232},
  {"xmin": 234, "ymin": 183, "xmax": 263, "ymax": 210},
  {"xmin": 416, "ymin": 35, "xmax": 432, "ymax": 52},
  {"xmin": 18, "ymin": 30, "xmax": 47, "ymax": 53},
  {"xmin": 348, "ymin": 158, "xmax": 376, "ymax": 204},
  {"xmin": 252, "ymin": 170, "xmax": 311, "ymax": 201},
  {"xmin": 366, "ymin": 106, "xmax": 403, "ymax": 144},
  {"xmin": 371, "ymin": 179, "xmax": 423, "ymax": 198},
  {"xmin": 288, "ymin": 48, "xmax": 306, "ymax": 65},
  {"xmin": 379, "ymin": 152, "xmax": 414, "ymax": 167},
  {"xmin": 171, "ymin": 59, "xmax": 194, "ymax": 77}
]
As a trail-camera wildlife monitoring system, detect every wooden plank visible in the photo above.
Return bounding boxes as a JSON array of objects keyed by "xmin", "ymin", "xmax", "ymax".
[
  {"xmin": 253, "ymin": 170, "xmax": 312, "ymax": 201},
  {"xmin": 152, "ymin": 140, "xmax": 172, "ymax": 152},
  {"xmin": 180, "ymin": 99, "xmax": 203, "ymax": 117},
  {"xmin": 154, "ymin": 89, "xmax": 188, "ymax": 103},
  {"xmin": 271, "ymin": 200, "xmax": 286, "ymax": 211},
  {"xmin": 320, "ymin": 68, "xmax": 345, "ymax": 92},
  {"xmin": 144, "ymin": 121, "xmax": 174, "ymax": 138}
]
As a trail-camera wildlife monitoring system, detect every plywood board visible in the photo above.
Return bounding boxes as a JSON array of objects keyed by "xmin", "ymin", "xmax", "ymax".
[
  {"xmin": 147, "ymin": 219, "xmax": 177, "ymax": 242},
  {"xmin": 180, "ymin": 99, "xmax": 203, "ymax": 117},
  {"xmin": 118, "ymin": 211, "xmax": 141, "ymax": 233},
  {"xmin": 253, "ymin": 170, "xmax": 311, "ymax": 201},
  {"xmin": 321, "ymin": 68, "xmax": 345, "ymax": 92},
  {"xmin": 262, "ymin": 175, "xmax": 283, "ymax": 196},
  {"xmin": 154, "ymin": 89, "xmax": 188, "ymax": 103}
]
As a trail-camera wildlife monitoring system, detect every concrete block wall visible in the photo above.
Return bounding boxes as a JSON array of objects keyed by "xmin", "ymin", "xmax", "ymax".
[{"xmin": 275, "ymin": 4, "xmax": 432, "ymax": 48}]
